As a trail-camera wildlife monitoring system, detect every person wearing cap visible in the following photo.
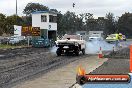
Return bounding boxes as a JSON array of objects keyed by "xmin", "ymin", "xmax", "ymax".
[{"xmin": 118, "ymin": 33, "xmax": 123, "ymax": 40}]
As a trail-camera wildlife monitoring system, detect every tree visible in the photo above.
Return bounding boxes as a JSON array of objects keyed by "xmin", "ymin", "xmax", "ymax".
[
  {"xmin": 0, "ymin": 13, "xmax": 6, "ymax": 35},
  {"xmin": 23, "ymin": 3, "xmax": 49, "ymax": 16},
  {"xmin": 57, "ymin": 11, "xmax": 78, "ymax": 35},
  {"xmin": 57, "ymin": 12, "xmax": 94, "ymax": 35},
  {"xmin": 6, "ymin": 15, "xmax": 23, "ymax": 34},
  {"xmin": 97, "ymin": 17, "xmax": 106, "ymax": 31},
  {"xmin": 21, "ymin": 16, "xmax": 32, "ymax": 26},
  {"xmin": 58, "ymin": 11, "xmax": 73, "ymax": 34},
  {"xmin": 117, "ymin": 12, "xmax": 132, "ymax": 37},
  {"xmin": 75, "ymin": 15, "xmax": 84, "ymax": 31},
  {"xmin": 105, "ymin": 13, "xmax": 116, "ymax": 36},
  {"xmin": 83, "ymin": 13, "xmax": 95, "ymax": 31}
]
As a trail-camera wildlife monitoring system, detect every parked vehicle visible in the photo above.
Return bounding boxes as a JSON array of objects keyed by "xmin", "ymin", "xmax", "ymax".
[
  {"xmin": 32, "ymin": 37, "xmax": 51, "ymax": 48},
  {"xmin": 9, "ymin": 36, "xmax": 25, "ymax": 44},
  {"xmin": 88, "ymin": 34, "xmax": 103, "ymax": 41},
  {"xmin": 0, "ymin": 37, "xmax": 10, "ymax": 44},
  {"xmin": 88, "ymin": 31, "xmax": 104, "ymax": 41},
  {"xmin": 106, "ymin": 33, "xmax": 126, "ymax": 43}
]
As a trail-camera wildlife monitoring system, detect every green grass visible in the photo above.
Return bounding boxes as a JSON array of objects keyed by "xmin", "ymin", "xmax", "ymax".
[{"xmin": 0, "ymin": 44, "xmax": 27, "ymax": 49}]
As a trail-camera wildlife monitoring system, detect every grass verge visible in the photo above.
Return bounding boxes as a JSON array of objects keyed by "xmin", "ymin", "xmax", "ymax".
[{"xmin": 0, "ymin": 44, "xmax": 27, "ymax": 49}]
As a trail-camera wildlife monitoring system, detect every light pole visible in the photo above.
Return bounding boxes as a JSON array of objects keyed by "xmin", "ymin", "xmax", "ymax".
[
  {"xmin": 16, "ymin": 0, "xmax": 18, "ymax": 25},
  {"xmin": 16, "ymin": 0, "xmax": 17, "ymax": 16}
]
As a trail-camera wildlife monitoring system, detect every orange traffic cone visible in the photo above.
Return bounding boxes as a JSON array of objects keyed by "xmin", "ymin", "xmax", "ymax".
[{"xmin": 98, "ymin": 47, "xmax": 103, "ymax": 58}]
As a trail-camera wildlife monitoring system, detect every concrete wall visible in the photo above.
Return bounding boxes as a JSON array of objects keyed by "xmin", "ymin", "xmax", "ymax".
[{"xmin": 32, "ymin": 13, "xmax": 57, "ymax": 31}]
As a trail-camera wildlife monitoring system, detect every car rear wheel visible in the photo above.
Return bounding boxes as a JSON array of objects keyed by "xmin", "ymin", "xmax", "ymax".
[
  {"xmin": 82, "ymin": 49, "xmax": 85, "ymax": 55},
  {"xmin": 56, "ymin": 48, "xmax": 61, "ymax": 56},
  {"xmin": 75, "ymin": 49, "xmax": 79, "ymax": 56}
]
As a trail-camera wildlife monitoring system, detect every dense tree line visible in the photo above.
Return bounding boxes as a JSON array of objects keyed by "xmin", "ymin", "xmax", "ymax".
[
  {"xmin": 57, "ymin": 11, "xmax": 132, "ymax": 38},
  {"xmin": 0, "ymin": 3, "xmax": 132, "ymax": 38}
]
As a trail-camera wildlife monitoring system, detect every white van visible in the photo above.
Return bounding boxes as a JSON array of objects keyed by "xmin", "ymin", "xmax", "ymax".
[{"xmin": 89, "ymin": 34, "xmax": 103, "ymax": 41}]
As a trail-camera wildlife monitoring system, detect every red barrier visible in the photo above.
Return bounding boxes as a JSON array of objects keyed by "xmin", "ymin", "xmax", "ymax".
[{"xmin": 130, "ymin": 45, "xmax": 132, "ymax": 73}]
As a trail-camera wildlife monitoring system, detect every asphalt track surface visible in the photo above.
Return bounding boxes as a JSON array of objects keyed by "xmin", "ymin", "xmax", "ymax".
[
  {"xmin": 90, "ymin": 47, "xmax": 130, "ymax": 74},
  {"xmin": 0, "ymin": 48, "xmax": 89, "ymax": 88},
  {"xmin": 0, "ymin": 45, "xmax": 130, "ymax": 88}
]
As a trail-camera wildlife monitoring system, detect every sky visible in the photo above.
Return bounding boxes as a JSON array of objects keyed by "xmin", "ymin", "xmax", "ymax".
[{"xmin": 0, "ymin": 0, "xmax": 132, "ymax": 18}]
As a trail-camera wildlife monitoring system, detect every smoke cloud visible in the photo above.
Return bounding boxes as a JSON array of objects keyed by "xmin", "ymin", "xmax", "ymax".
[
  {"xmin": 50, "ymin": 40, "xmax": 132, "ymax": 55},
  {"xmin": 85, "ymin": 40, "xmax": 114, "ymax": 54},
  {"xmin": 50, "ymin": 46, "xmax": 58, "ymax": 55}
]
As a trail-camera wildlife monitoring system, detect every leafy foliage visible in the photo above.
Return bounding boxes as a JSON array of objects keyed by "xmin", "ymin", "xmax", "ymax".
[
  {"xmin": 117, "ymin": 12, "xmax": 132, "ymax": 37},
  {"xmin": 104, "ymin": 13, "xmax": 117, "ymax": 36},
  {"xmin": 23, "ymin": 3, "xmax": 49, "ymax": 16},
  {"xmin": 0, "ymin": 13, "xmax": 6, "ymax": 34}
]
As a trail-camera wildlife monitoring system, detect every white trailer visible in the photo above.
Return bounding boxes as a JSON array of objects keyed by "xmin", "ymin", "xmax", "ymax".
[{"xmin": 88, "ymin": 31, "xmax": 104, "ymax": 41}]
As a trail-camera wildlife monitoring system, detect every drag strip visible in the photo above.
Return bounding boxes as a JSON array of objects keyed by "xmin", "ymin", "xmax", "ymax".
[{"xmin": 0, "ymin": 47, "xmax": 89, "ymax": 88}]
